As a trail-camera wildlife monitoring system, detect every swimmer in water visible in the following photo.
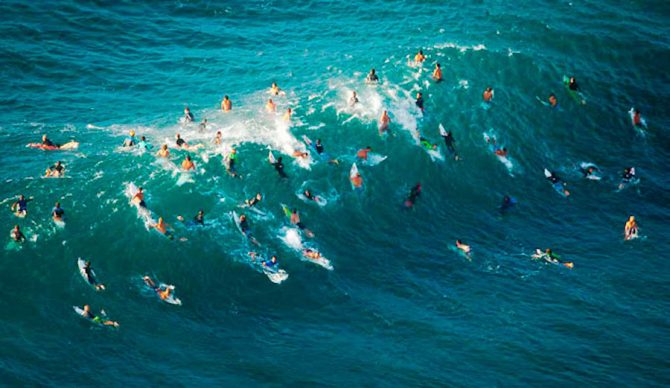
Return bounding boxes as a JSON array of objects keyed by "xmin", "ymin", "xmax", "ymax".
[
  {"xmin": 213, "ymin": 131, "xmax": 222, "ymax": 145},
  {"xmin": 80, "ymin": 304, "xmax": 119, "ymax": 327},
  {"xmin": 11, "ymin": 225, "xmax": 25, "ymax": 242},
  {"xmin": 225, "ymin": 148, "xmax": 238, "ymax": 177},
  {"xmin": 378, "ymin": 110, "xmax": 390, "ymax": 135},
  {"xmin": 175, "ymin": 133, "xmax": 186, "ymax": 148},
  {"xmin": 123, "ymin": 130, "xmax": 136, "ymax": 147},
  {"xmin": 238, "ymin": 214, "xmax": 260, "ymax": 245},
  {"xmin": 283, "ymin": 107, "xmax": 292, "ymax": 122},
  {"xmin": 405, "ymin": 183, "xmax": 421, "ymax": 207},
  {"xmin": 199, "ymin": 118, "xmax": 208, "ymax": 132},
  {"xmin": 143, "ymin": 276, "xmax": 172, "ymax": 301},
  {"xmin": 156, "ymin": 144, "xmax": 170, "ymax": 158},
  {"xmin": 349, "ymin": 91, "xmax": 359, "ymax": 106},
  {"xmin": 52, "ymin": 201, "xmax": 65, "ymax": 222},
  {"xmin": 137, "ymin": 136, "xmax": 153, "ymax": 151},
  {"xmin": 270, "ymin": 82, "xmax": 282, "ymax": 96},
  {"xmin": 415, "ymin": 92, "xmax": 424, "ymax": 112},
  {"xmin": 266, "ymin": 98, "xmax": 276, "ymax": 112},
  {"xmin": 366, "ymin": 68, "xmax": 379, "ymax": 84},
  {"xmin": 357, "ymin": 146, "xmax": 372, "ymax": 160},
  {"xmin": 499, "ymin": 195, "xmax": 516, "ymax": 213},
  {"xmin": 624, "ymin": 216, "xmax": 638, "ymax": 240},
  {"xmin": 178, "ymin": 210, "xmax": 205, "ymax": 225},
  {"xmin": 221, "ymin": 95, "xmax": 232, "ymax": 112},
  {"xmin": 414, "ymin": 50, "xmax": 426, "ymax": 63},
  {"xmin": 45, "ymin": 161, "xmax": 65, "ymax": 177},
  {"xmin": 483, "ymin": 87, "xmax": 494, "ymax": 102},
  {"xmin": 456, "ymin": 240, "xmax": 471, "ymax": 255},
  {"xmin": 181, "ymin": 155, "xmax": 195, "ymax": 171},
  {"xmin": 245, "ymin": 193, "xmax": 262, "ymax": 207},
  {"xmin": 548, "ymin": 94, "xmax": 558, "ymax": 108},
  {"xmin": 132, "ymin": 187, "xmax": 146, "ymax": 208},
  {"xmin": 432, "ymin": 63, "xmax": 442, "ymax": 82},
  {"xmin": 11, "ymin": 194, "xmax": 32, "ymax": 217},
  {"xmin": 183, "ymin": 107, "xmax": 194, "ymax": 123}
]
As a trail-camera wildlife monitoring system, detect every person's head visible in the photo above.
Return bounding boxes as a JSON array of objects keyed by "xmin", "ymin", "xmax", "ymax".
[
  {"xmin": 19, "ymin": 194, "xmax": 24, "ymax": 200},
  {"xmin": 138, "ymin": 187, "xmax": 143, "ymax": 192},
  {"xmin": 502, "ymin": 147, "xmax": 507, "ymax": 152},
  {"xmin": 287, "ymin": 108, "xmax": 292, "ymax": 113},
  {"xmin": 13, "ymin": 224, "xmax": 19, "ymax": 231},
  {"xmin": 546, "ymin": 248, "xmax": 552, "ymax": 254},
  {"xmin": 292, "ymin": 208, "xmax": 297, "ymax": 214},
  {"xmin": 634, "ymin": 109, "xmax": 640, "ymax": 114},
  {"xmin": 549, "ymin": 94, "xmax": 556, "ymax": 100},
  {"xmin": 570, "ymin": 77, "xmax": 576, "ymax": 83},
  {"xmin": 185, "ymin": 107, "xmax": 190, "ymax": 112},
  {"xmin": 256, "ymin": 193, "xmax": 262, "ymax": 200},
  {"xmin": 198, "ymin": 210, "xmax": 204, "ymax": 216},
  {"xmin": 416, "ymin": 183, "xmax": 421, "ymax": 190},
  {"xmin": 240, "ymin": 215, "xmax": 246, "ymax": 221},
  {"xmin": 436, "ymin": 63, "xmax": 441, "ymax": 68},
  {"xmin": 157, "ymin": 217, "xmax": 164, "ymax": 224},
  {"xmin": 216, "ymin": 131, "xmax": 221, "ymax": 137},
  {"xmin": 503, "ymin": 195, "xmax": 510, "ymax": 202},
  {"xmin": 268, "ymin": 98, "xmax": 274, "ymax": 104},
  {"xmin": 588, "ymin": 167, "xmax": 595, "ymax": 173},
  {"xmin": 456, "ymin": 239, "xmax": 462, "ymax": 245},
  {"xmin": 224, "ymin": 95, "xmax": 229, "ymax": 100},
  {"xmin": 304, "ymin": 189, "xmax": 311, "ymax": 196},
  {"xmin": 271, "ymin": 256, "xmax": 277, "ymax": 263},
  {"xmin": 278, "ymin": 157, "xmax": 283, "ymax": 162},
  {"xmin": 203, "ymin": 118, "xmax": 207, "ymax": 123},
  {"xmin": 625, "ymin": 167, "xmax": 631, "ymax": 173},
  {"xmin": 272, "ymin": 82, "xmax": 277, "ymax": 88},
  {"xmin": 130, "ymin": 130, "xmax": 135, "ymax": 137},
  {"xmin": 42, "ymin": 134, "xmax": 47, "ymax": 141},
  {"xmin": 231, "ymin": 148, "xmax": 237, "ymax": 154},
  {"xmin": 366, "ymin": 146, "xmax": 372, "ymax": 150},
  {"xmin": 175, "ymin": 133, "xmax": 181, "ymax": 139},
  {"xmin": 83, "ymin": 305, "xmax": 90, "ymax": 312},
  {"xmin": 55, "ymin": 201, "xmax": 60, "ymax": 208},
  {"xmin": 316, "ymin": 139, "xmax": 321, "ymax": 144},
  {"xmin": 56, "ymin": 161, "xmax": 61, "ymax": 166},
  {"xmin": 418, "ymin": 50, "xmax": 423, "ymax": 55},
  {"xmin": 447, "ymin": 130, "xmax": 452, "ymax": 136},
  {"xmin": 629, "ymin": 215, "xmax": 635, "ymax": 222},
  {"xmin": 486, "ymin": 87, "xmax": 492, "ymax": 92},
  {"xmin": 417, "ymin": 92, "xmax": 422, "ymax": 98},
  {"xmin": 161, "ymin": 144, "xmax": 167, "ymax": 150},
  {"xmin": 383, "ymin": 110, "xmax": 387, "ymax": 115},
  {"xmin": 370, "ymin": 68, "xmax": 376, "ymax": 74},
  {"xmin": 352, "ymin": 91, "xmax": 357, "ymax": 96},
  {"xmin": 185, "ymin": 155, "xmax": 191, "ymax": 161}
]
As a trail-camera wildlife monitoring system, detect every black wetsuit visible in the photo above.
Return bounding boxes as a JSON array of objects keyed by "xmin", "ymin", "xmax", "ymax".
[
  {"xmin": 273, "ymin": 161, "xmax": 287, "ymax": 178},
  {"xmin": 176, "ymin": 138, "xmax": 185, "ymax": 147},
  {"xmin": 407, "ymin": 185, "xmax": 421, "ymax": 205},
  {"xmin": 12, "ymin": 230, "xmax": 25, "ymax": 242},
  {"xmin": 622, "ymin": 169, "xmax": 634, "ymax": 181},
  {"xmin": 366, "ymin": 74, "xmax": 379, "ymax": 82},
  {"xmin": 194, "ymin": 214, "xmax": 204, "ymax": 225},
  {"xmin": 415, "ymin": 97, "xmax": 424, "ymax": 111},
  {"xmin": 246, "ymin": 197, "xmax": 260, "ymax": 207},
  {"xmin": 442, "ymin": 133, "xmax": 456, "ymax": 154},
  {"xmin": 52, "ymin": 207, "xmax": 64, "ymax": 218},
  {"xmin": 315, "ymin": 143, "xmax": 324, "ymax": 154},
  {"xmin": 184, "ymin": 112, "xmax": 194, "ymax": 122},
  {"xmin": 52, "ymin": 164, "xmax": 64, "ymax": 174},
  {"xmin": 547, "ymin": 174, "xmax": 560, "ymax": 184},
  {"xmin": 43, "ymin": 139, "xmax": 56, "ymax": 147},
  {"xmin": 569, "ymin": 81, "xmax": 579, "ymax": 91}
]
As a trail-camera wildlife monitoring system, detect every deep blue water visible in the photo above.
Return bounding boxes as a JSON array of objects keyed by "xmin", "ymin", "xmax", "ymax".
[{"xmin": 1, "ymin": 0, "xmax": 669, "ymax": 385}]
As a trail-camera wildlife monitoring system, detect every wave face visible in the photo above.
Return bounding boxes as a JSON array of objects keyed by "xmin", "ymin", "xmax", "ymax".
[{"xmin": 1, "ymin": 0, "xmax": 668, "ymax": 385}]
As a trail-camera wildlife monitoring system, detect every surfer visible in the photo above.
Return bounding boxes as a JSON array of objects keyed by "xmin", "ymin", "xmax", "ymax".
[
  {"xmin": 415, "ymin": 92, "xmax": 424, "ymax": 112},
  {"xmin": 183, "ymin": 107, "xmax": 194, "ymax": 123},
  {"xmin": 266, "ymin": 98, "xmax": 276, "ymax": 112},
  {"xmin": 405, "ymin": 183, "xmax": 421, "ymax": 207},
  {"xmin": 567, "ymin": 77, "xmax": 579, "ymax": 91},
  {"xmin": 199, "ymin": 119, "xmax": 208, "ymax": 132},
  {"xmin": 378, "ymin": 110, "xmax": 390, "ymax": 135},
  {"xmin": 366, "ymin": 68, "xmax": 379, "ymax": 84},
  {"xmin": 245, "ymin": 193, "xmax": 263, "ymax": 207},
  {"xmin": 441, "ymin": 130, "xmax": 458, "ymax": 159},
  {"xmin": 156, "ymin": 144, "xmax": 170, "ymax": 158},
  {"xmin": 546, "ymin": 170, "xmax": 570, "ymax": 196},
  {"xmin": 283, "ymin": 108, "xmax": 292, "ymax": 122},
  {"xmin": 151, "ymin": 217, "xmax": 172, "ymax": 238},
  {"xmin": 83, "ymin": 261, "xmax": 105, "ymax": 290},
  {"xmin": 631, "ymin": 109, "xmax": 642, "ymax": 127},
  {"xmin": 80, "ymin": 305, "xmax": 119, "ymax": 327},
  {"xmin": 357, "ymin": 146, "xmax": 372, "ymax": 160},
  {"xmin": 619, "ymin": 167, "xmax": 636, "ymax": 189},
  {"xmin": 221, "ymin": 95, "xmax": 232, "ymax": 112},
  {"xmin": 303, "ymin": 189, "xmax": 323, "ymax": 204},
  {"xmin": 499, "ymin": 195, "xmax": 516, "ymax": 212},
  {"xmin": 483, "ymin": 87, "xmax": 494, "ymax": 102},
  {"xmin": 350, "ymin": 170, "xmax": 363, "ymax": 189},
  {"xmin": 123, "ymin": 130, "xmax": 136, "ymax": 147},
  {"xmin": 419, "ymin": 137, "xmax": 437, "ymax": 150},
  {"xmin": 11, "ymin": 195, "xmax": 32, "ymax": 217},
  {"xmin": 137, "ymin": 136, "xmax": 152, "ymax": 151},
  {"xmin": 45, "ymin": 161, "xmax": 65, "ymax": 177},
  {"xmin": 181, "ymin": 155, "xmax": 195, "ymax": 171},
  {"xmin": 624, "ymin": 216, "xmax": 638, "ymax": 240},
  {"xmin": 272, "ymin": 156, "xmax": 288, "ymax": 178},
  {"xmin": 270, "ymin": 82, "xmax": 282, "ymax": 96},
  {"xmin": 175, "ymin": 133, "xmax": 186, "ymax": 148},
  {"xmin": 214, "ymin": 131, "xmax": 222, "ymax": 145},
  {"xmin": 414, "ymin": 50, "xmax": 426, "ymax": 63},
  {"xmin": 11, "ymin": 225, "xmax": 25, "ymax": 242},
  {"xmin": 580, "ymin": 165, "xmax": 599, "ymax": 179},
  {"xmin": 456, "ymin": 240, "xmax": 471, "ymax": 255},
  {"xmin": 494, "ymin": 147, "xmax": 508, "ymax": 157},
  {"xmin": 432, "ymin": 63, "xmax": 442, "ymax": 82},
  {"xmin": 292, "ymin": 150, "xmax": 309, "ymax": 159},
  {"xmin": 303, "ymin": 248, "xmax": 323, "ymax": 260},
  {"xmin": 262, "ymin": 255, "xmax": 279, "ymax": 269},
  {"xmin": 289, "ymin": 208, "xmax": 314, "ymax": 237},
  {"xmin": 132, "ymin": 187, "xmax": 146, "ymax": 208},
  {"xmin": 225, "ymin": 148, "xmax": 238, "ymax": 176},
  {"xmin": 143, "ymin": 276, "xmax": 173, "ymax": 300},
  {"xmin": 349, "ymin": 91, "xmax": 359, "ymax": 106},
  {"xmin": 177, "ymin": 210, "xmax": 205, "ymax": 225},
  {"xmin": 548, "ymin": 94, "xmax": 558, "ymax": 108},
  {"xmin": 52, "ymin": 202, "xmax": 65, "ymax": 222},
  {"xmin": 535, "ymin": 248, "xmax": 573, "ymax": 268},
  {"xmin": 42, "ymin": 134, "xmax": 58, "ymax": 148},
  {"xmin": 239, "ymin": 215, "xmax": 260, "ymax": 244}
]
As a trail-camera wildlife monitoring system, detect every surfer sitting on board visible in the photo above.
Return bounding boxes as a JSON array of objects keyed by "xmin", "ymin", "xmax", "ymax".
[
  {"xmin": 45, "ymin": 161, "xmax": 65, "ymax": 177},
  {"xmin": 289, "ymin": 208, "xmax": 315, "ymax": 238},
  {"xmin": 183, "ymin": 107, "xmax": 194, "ymax": 122},
  {"xmin": 283, "ymin": 108, "xmax": 292, "ymax": 122},
  {"xmin": 350, "ymin": 170, "xmax": 363, "ymax": 189},
  {"xmin": 156, "ymin": 144, "xmax": 170, "ymax": 158},
  {"xmin": 624, "ymin": 216, "xmax": 638, "ymax": 240},
  {"xmin": 270, "ymin": 82, "xmax": 282, "ymax": 96},
  {"xmin": 42, "ymin": 134, "xmax": 58, "ymax": 148},
  {"xmin": 266, "ymin": 98, "xmax": 276, "ymax": 112},
  {"xmin": 150, "ymin": 217, "xmax": 173, "ymax": 239},
  {"xmin": 567, "ymin": 77, "xmax": 579, "ymax": 91},
  {"xmin": 632, "ymin": 109, "xmax": 642, "ymax": 127},
  {"xmin": 52, "ymin": 202, "xmax": 65, "ymax": 222},
  {"xmin": 581, "ymin": 165, "xmax": 599, "ymax": 179},
  {"xmin": 11, "ymin": 195, "xmax": 31, "ymax": 217},
  {"xmin": 548, "ymin": 94, "xmax": 558, "ymax": 108},
  {"xmin": 138, "ymin": 136, "xmax": 152, "ymax": 150},
  {"xmin": 500, "ymin": 195, "xmax": 516, "ymax": 213},
  {"xmin": 123, "ymin": 130, "xmax": 136, "ymax": 147},
  {"xmin": 11, "ymin": 225, "xmax": 25, "ymax": 242},
  {"xmin": 221, "ymin": 95, "xmax": 232, "ymax": 112},
  {"xmin": 618, "ymin": 167, "xmax": 636, "ymax": 189},
  {"xmin": 414, "ymin": 50, "xmax": 426, "ymax": 63}
]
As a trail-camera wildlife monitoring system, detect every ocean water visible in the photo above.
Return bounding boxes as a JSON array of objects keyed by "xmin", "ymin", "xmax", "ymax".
[{"xmin": 1, "ymin": 0, "xmax": 669, "ymax": 385}]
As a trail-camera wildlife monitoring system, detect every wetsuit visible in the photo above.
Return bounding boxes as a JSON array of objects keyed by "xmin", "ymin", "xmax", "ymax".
[
  {"xmin": 246, "ymin": 197, "xmax": 260, "ymax": 207},
  {"xmin": 547, "ymin": 173, "xmax": 560, "ymax": 184},
  {"xmin": 227, "ymin": 153, "xmax": 237, "ymax": 171},
  {"xmin": 16, "ymin": 199, "xmax": 28, "ymax": 212},
  {"xmin": 176, "ymin": 138, "xmax": 186, "ymax": 147},
  {"xmin": 273, "ymin": 161, "xmax": 287, "ymax": 178},
  {"xmin": 51, "ymin": 164, "xmax": 64, "ymax": 174},
  {"xmin": 184, "ymin": 112, "xmax": 194, "ymax": 122},
  {"xmin": 304, "ymin": 191, "xmax": 315, "ymax": 201},
  {"xmin": 366, "ymin": 73, "xmax": 379, "ymax": 83},
  {"xmin": 194, "ymin": 213, "xmax": 204, "ymax": 225},
  {"xmin": 43, "ymin": 138, "xmax": 56, "ymax": 147},
  {"xmin": 52, "ymin": 207, "xmax": 64, "ymax": 218},
  {"xmin": 442, "ymin": 133, "xmax": 456, "ymax": 154},
  {"xmin": 415, "ymin": 97, "xmax": 424, "ymax": 111},
  {"xmin": 569, "ymin": 81, "xmax": 579, "ymax": 91},
  {"xmin": 419, "ymin": 137, "xmax": 433, "ymax": 150},
  {"xmin": 500, "ymin": 196, "xmax": 516, "ymax": 212},
  {"xmin": 239, "ymin": 219, "xmax": 250, "ymax": 234},
  {"xmin": 315, "ymin": 143, "xmax": 324, "ymax": 154},
  {"xmin": 622, "ymin": 169, "xmax": 634, "ymax": 181},
  {"xmin": 83, "ymin": 265, "xmax": 97, "ymax": 285},
  {"xmin": 124, "ymin": 136, "xmax": 136, "ymax": 146},
  {"xmin": 138, "ymin": 140, "xmax": 152, "ymax": 150}
]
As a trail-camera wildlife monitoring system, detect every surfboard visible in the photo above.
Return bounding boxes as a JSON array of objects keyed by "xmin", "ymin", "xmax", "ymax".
[
  {"xmin": 268, "ymin": 150, "xmax": 276, "ymax": 164},
  {"xmin": 77, "ymin": 258, "xmax": 101, "ymax": 290}
]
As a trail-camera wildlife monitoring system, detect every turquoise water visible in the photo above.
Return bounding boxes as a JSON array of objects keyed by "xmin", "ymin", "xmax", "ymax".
[{"xmin": 1, "ymin": 0, "xmax": 669, "ymax": 385}]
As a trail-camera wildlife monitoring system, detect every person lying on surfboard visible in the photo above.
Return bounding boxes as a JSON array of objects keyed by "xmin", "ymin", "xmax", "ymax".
[
  {"xmin": 143, "ymin": 276, "xmax": 172, "ymax": 301},
  {"xmin": 11, "ymin": 225, "xmax": 25, "ymax": 242},
  {"xmin": 80, "ymin": 305, "xmax": 119, "ymax": 327}
]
